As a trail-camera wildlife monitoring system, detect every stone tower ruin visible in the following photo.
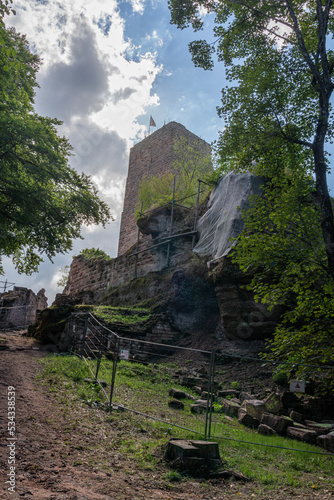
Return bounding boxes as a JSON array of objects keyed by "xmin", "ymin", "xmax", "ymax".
[{"xmin": 117, "ymin": 121, "xmax": 211, "ymax": 256}]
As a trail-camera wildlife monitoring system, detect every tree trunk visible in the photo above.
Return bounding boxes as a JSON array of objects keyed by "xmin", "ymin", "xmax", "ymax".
[{"xmin": 313, "ymin": 140, "xmax": 334, "ymax": 277}]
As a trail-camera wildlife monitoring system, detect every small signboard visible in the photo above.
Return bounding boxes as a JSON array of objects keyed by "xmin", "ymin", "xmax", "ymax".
[
  {"xmin": 120, "ymin": 349, "xmax": 129, "ymax": 361},
  {"xmin": 289, "ymin": 380, "xmax": 305, "ymax": 393}
]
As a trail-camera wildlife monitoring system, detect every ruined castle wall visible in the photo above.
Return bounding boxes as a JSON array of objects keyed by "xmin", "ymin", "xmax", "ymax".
[
  {"xmin": 117, "ymin": 121, "xmax": 211, "ymax": 256},
  {"xmin": 64, "ymin": 234, "xmax": 160, "ymax": 301},
  {"xmin": 0, "ymin": 287, "xmax": 48, "ymax": 329}
]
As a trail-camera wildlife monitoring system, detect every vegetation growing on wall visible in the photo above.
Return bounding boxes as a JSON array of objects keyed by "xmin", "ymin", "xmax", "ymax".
[{"xmin": 135, "ymin": 136, "xmax": 212, "ymax": 217}]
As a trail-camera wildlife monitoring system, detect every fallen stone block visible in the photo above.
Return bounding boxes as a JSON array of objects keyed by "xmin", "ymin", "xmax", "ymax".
[
  {"xmin": 169, "ymin": 388, "xmax": 196, "ymax": 400},
  {"xmin": 317, "ymin": 432, "xmax": 334, "ymax": 453},
  {"xmin": 221, "ymin": 399, "xmax": 240, "ymax": 418},
  {"xmin": 264, "ymin": 392, "xmax": 283, "ymax": 415},
  {"xmin": 245, "ymin": 400, "xmax": 266, "ymax": 420},
  {"xmin": 286, "ymin": 427, "xmax": 317, "ymax": 444},
  {"xmin": 168, "ymin": 399, "xmax": 184, "ymax": 410},
  {"xmin": 261, "ymin": 413, "xmax": 292, "ymax": 435},
  {"xmin": 239, "ymin": 392, "xmax": 254, "ymax": 403},
  {"xmin": 238, "ymin": 408, "xmax": 260, "ymax": 428},
  {"xmin": 258, "ymin": 424, "xmax": 277, "ymax": 436}
]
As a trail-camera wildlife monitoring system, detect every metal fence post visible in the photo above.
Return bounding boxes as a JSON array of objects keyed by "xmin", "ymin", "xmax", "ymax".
[
  {"xmin": 134, "ymin": 201, "xmax": 143, "ymax": 278},
  {"xmin": 192, "ymin": 179, "xmax": 201, "ymax": 248},
  {"xmin": 109, "ymin": 336, "xmax": 120, "ymax": 409},
  {"xmin": 166, "ymin": 176, "xmax": 176, "ymax": 268},
  {"xmin": 68, "ymin": 313, "xmax": 73, "ymax": 353},
  {"xmin": 208, "ymin": 350, "xmax": 216, "ymax": 439},
  {"xmin": 204, "ymin": 350, "xmax": 215, "ymax": 439},
  {"xmin": 95, "ymin": 326, "xmax": 104, "ymax": 382},
  {"xmin": 80, "ymin": 313, "xmax": 89, "ymax": 359}
]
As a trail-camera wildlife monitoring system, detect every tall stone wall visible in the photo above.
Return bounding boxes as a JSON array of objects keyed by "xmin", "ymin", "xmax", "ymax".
[{"xmin": 117, "ymin": 121, "xmax": 211, "ymax": 256}]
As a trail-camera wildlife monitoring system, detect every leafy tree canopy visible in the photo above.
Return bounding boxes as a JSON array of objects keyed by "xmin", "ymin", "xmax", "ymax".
[
  {"xmin": 232, "ymin": 171, "xmax": 334, "ymax": 390},
  {"xmin": 79, "ymin": 248, "xmax": 111, "ymax": 261},
  {"xmin": 169, "ymin": 0, "xmax": 334, "ymax": 275},
  {"xmin": 0, "ymin": 2, "xmax": 111, "ymax": 275},
  {"xmin": 136, "ymin": 136, "xmax": 212, "ymax": 217}
]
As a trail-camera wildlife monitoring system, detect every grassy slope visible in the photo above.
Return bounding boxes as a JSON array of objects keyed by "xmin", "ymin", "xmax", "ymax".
[{"xmin": 38, "ymin": 355, "xmax": 334, "ymax": 494}]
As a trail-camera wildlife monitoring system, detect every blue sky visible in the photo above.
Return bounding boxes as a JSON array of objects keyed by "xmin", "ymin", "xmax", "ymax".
[{"xmin": 3, "ymin": 0, "xmax": 334, "ymax": 303}]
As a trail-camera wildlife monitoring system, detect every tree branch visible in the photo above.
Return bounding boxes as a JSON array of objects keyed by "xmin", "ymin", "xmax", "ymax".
[
  {"xmin": 226, "ymin": 0, "xmax": 293, "ymax": 29},
  {"xmin": 284, "ymin": 0, "xmax": 322, "ymax": 86}
]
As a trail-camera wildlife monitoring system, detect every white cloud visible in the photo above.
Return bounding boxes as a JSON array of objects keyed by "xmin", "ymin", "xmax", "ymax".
[{"xmin": 3, "ymin": 0, "xmax": 163, "ymax": 301}]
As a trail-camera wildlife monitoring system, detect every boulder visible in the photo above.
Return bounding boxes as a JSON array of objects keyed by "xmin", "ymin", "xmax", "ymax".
[
  {"xmin": 264, "ymin": 392, "xmax": 283, "ymax": 415},
  {"xmin": 261, "ymin": 413, "xmax": 292, "ymax": 435},
  {"xmin": 221, "ymin": 399, "xmax": 241, "ymax": 418},
  {"xmin": 218, "ymin": 389, "xmax": 240, "ymax": 398},
  {"xmin": 181, "ymin": 376, "xmax": 202, "ymax": 389},
  {"xmin": 286, "ymin": 427, "xmax": 317, "ymax": 444},
  {"xmin": 244, "ymin": 400, "xmax": 266, "ymax": 420},
  {"xmin": 238, "ymin": 408, "xmax": 260, "ymax": 428},
  {"xmin": 169, "ymin": 388, "xmax": 196, "ymax": 400},
  {"xmin": 239, "ymin": 392, "xmax": 254, "ymax": 403},
  {"xmin": 317, "ymin": 432, "xmax": 334, "ymax": 453},
  {"xmin": 168, "ymin": 399, "xmax": 185, "ymax": 410},
  {"xmin": 258, "ymin": 424, "xmax": 277, "ymax": 436},
  {"xmin": 289, "ymin": 410, "xmax": 303, "ymax": 423}
]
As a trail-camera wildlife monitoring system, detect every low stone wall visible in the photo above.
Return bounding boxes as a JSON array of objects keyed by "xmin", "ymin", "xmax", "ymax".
[{"xmin": 64, "ymin": 205, "xmax": 196, "ymax": 302}]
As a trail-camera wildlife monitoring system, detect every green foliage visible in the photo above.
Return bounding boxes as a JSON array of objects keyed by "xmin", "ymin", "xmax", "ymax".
[
  {"xmin": 136, "ymin": 136, "xmax": 212, "ymax": 216},
  {"xmin": 169, "ymin": 0, "xmax": 334, "ymax": 275},
  {"xmin": 0, "ymin": 5, "xmax": 111, "ymax": 275},
  {"xmin": 232, "ymin": 173, "xmax": 334, "ymax": 389},
  {"xmin": 79, "ymin": 248, "xmax": 111, "ymax": 261},
  {"xmin": 136, "ymin": 172, "xmax": 175, "ymax": 217},
  {"xmin": 92, "ymin": 305, "xmax": 151, "ymax": 326}
]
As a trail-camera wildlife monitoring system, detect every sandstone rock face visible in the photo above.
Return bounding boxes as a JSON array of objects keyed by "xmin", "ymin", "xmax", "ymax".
[{"xmin": 209, "ymin": 257, "xmax": 282, "ymax": 340}]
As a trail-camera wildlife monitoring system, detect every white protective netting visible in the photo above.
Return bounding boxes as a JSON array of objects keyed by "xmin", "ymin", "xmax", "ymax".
[{"xmin": 193, "ymin": 172, "xmax": 264, "ymax": 260}]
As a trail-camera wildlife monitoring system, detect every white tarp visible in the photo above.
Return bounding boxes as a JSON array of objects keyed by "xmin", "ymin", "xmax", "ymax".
[{"xmin": 193, "ymin": 172, "xmax": 264, "ymax": 260}]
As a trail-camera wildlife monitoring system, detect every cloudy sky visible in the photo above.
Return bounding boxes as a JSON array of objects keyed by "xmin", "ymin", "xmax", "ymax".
[
  {"xmin": 2, "ymin": 0, "xmax": 227, "ymax": 303},
  {"xmin": 3, "ymin": 0, "xmax": 334, "ymax": 304}
]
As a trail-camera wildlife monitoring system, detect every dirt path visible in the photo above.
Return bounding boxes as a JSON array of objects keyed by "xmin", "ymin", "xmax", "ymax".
[{"xmin": 0, "ymin": 331, "xmax": 333, "ymax": 500}]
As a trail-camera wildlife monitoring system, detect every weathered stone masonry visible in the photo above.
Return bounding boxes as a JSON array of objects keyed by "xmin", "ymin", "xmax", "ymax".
[{"xmin": 117, "ymin": 121, "xmax": 211, "ymax": 256}]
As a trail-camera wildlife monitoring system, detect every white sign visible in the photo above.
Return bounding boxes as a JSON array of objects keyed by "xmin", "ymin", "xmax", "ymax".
[
  {"xmin": 120, "ymin": 349, "xmax": 129, "ymax": 361},
  {"xmin": 289, "ymin": 380, "xmax": 305, "ymax": 393}
]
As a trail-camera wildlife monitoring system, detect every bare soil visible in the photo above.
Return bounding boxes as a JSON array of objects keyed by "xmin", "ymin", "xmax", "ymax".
[{"xmin": 0, "ymin": 330, "xmax": 333, "ymax": 500}]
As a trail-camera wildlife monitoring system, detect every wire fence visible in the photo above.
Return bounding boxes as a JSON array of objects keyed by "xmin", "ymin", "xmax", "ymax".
[
  {"xmin": 66, "ymin": 312, "xmax": 334, "ymax": 456},
  {"xmin": 132, "ymin": 177, "xmax": 210, "ymax": 275},
  {"xmin": 0, "ymin": 304, "xmax": 36, "ymax": 330}
]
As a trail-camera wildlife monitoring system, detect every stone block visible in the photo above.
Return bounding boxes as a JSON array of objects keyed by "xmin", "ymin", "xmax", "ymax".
[
  {"xmin": 264, "ymin": 392, "xmax": 283, "ymax": 414},
  {"xmin": 290, "ymin": 410, "xmax": 303, "ymax": 423},
  {"xmin": 169, "ymin": 388, "xmax": 196, "ymax": 400},
  {"xmin": 245, "ymin": 400, "xmax": 266, "ymax": 420},
  {"xmin": 258, "ymin": 424, "xmax": 277, "ymax": 436},
  {"xmin": 168, "ymin": 399, "xmax": 184, "ymax": 410},
  {"xmin": 286, "ymin": 427, "xmax": 317, "ymax": 444},
  {"xmin": 239, "ymin": 392, "xmax": 254, "ymax": 403},
  {"xmin": 317, "ymin": 432, "xmax": 334, "ymax": 452},
  {"xmin": 221, "ymin": 399, "xmax": 240, "ymax": 417},
  {"xmin": 238, "ymin": 408, "xmax": 260, "ymax": 428}
]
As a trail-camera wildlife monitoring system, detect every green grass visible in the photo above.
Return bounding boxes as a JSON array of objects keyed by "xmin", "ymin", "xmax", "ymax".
[
  {"xmin": 39, "ymin": 354, "xmax": 334, "ymax": 492},
  {"xmin": 91, "ymin": 305, "xmax": 151, "ymax": 326}
]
